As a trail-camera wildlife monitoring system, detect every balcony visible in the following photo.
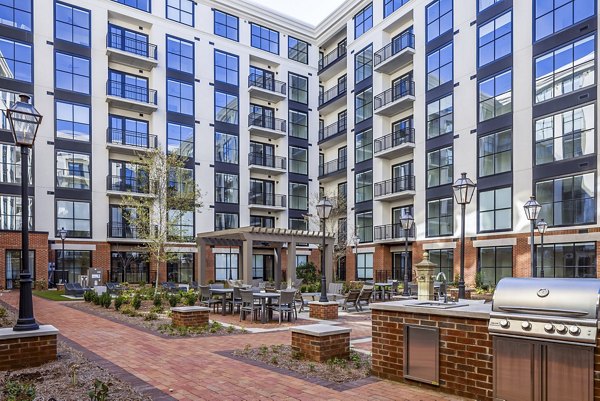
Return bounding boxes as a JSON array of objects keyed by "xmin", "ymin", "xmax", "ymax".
[
  {"xmin": 107, "ymin": 222, "xmax": 142, "ymax": 241},
  {"xmin": 106, "ymin": 128, "xmax": 157, "ymax": 154},
  {"xmin": 248, "ymin": 152, "xmax": 286, "ymax": 175},
  {"xmin": 318, "ymin": 157, "xmax": 347, "ymax": 183},
  {"xmin": 248, "ymin": 74, "xmax": 287, "ymax": 103},
  {"xmin": 374, "ymin": 33, "xmax": 415, "ymax": 75},
  {"xmin": 374, "ymin": 129, "xmax": 415, "ymax": 159},
  {"xmin": 106, "ymin": 32, "xmax": 158, "ymax": 71},
  {"xmin": 318, "ymin": 45, "xmax": 347, "ymax": 81},
  {"xmin": 318, "ymin": 117, "xmax": 347, "ymax": 147},
  {"xmin": 318, "ymin": 82, "xmax": 347, "ymax": 114},
  {"xmin": 374, "ymin": 176, "xmax": 415, "ymax": 202},
  {"xmin": 374, "ymin": 81, "xmax": 415, "ymax": 117},
  {"xmin": 248, "ymin": 192, "xmax": 287, "ymax": 212},
  {"xmin": 247, "ymin": 113, "xmax": 287, "ymax": 139},
  {"xmin": 106, "ymin": 80, "xmax": 158, "ymax": 114},
  {"xmin": 374, "ymin": 224, "xmax": 416, "ymax": 243},
  {"xmin": 106, "ymin": 175, "xmax": 152, "ymax": 197}
]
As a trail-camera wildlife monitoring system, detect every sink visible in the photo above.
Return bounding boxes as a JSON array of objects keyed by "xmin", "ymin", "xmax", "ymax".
[{"xmin": 412, "ymin": 301, "xmax": 468, "ymax": 309}]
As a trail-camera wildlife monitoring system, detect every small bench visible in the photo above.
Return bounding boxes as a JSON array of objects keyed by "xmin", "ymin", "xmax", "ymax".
[
  {"xmin": 171, "ymin": 306, "xmax": 210, "ymax": 328},
  {"xmin": 290, "ymin": 324, "xmax": 351, "ymax": 362}
]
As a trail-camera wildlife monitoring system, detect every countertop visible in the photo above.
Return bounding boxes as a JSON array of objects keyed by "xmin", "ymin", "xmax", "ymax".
[{"xmin": 370, "ymin": 299, "xmax": 492, "ymax": 320}]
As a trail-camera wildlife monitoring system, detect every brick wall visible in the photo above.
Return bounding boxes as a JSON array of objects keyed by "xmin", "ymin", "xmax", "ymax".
[
  {"xmin": 0, "ymin": 232, "xmax": 48, "ymax": 290},
  {"xmin": 291, "ymin": 332, "xmax": 349, "ymax": 362},
  {"xmin": 0, "ymin": 333, "xmax": 57, "ymax": 370}
]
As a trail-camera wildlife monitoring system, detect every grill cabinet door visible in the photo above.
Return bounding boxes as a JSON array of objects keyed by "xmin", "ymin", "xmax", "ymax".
[
  {"xmin": 494, "ymin": 337, "xmax": 537, "ymax": 401},
  {"xmin": 545, "ymin": 343, "xmax": 593, "ymax": 401}
]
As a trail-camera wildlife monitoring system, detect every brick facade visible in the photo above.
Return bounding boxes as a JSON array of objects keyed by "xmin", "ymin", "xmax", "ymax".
[
  {"xmin": 0, "ymin": 329, "xmax": 58, "ymax": 370},
  {"xmin": 308, "ymin": 301, "xmax": 339, "ymax": 320},
  {"xmin": 0, "ymin": 231, "xmax": 48, "ymax": 290},
  {"xmin": 291, "ymin": 332, "xmax": 350, "ymax": 362}
]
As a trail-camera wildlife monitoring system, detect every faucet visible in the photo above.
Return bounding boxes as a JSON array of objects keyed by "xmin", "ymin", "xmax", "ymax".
[{"xmin": 435, "ymin": 272, "xmax": 448, "ymax": 303}]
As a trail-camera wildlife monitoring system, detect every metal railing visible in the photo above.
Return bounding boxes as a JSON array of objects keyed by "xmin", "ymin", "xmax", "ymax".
[
  {"xmin": 107, "ymin": 175, "xmax": 149, "ymax": 193},
  {"xmin": 106, "ymin": 128, "xmax": 157, "ymax": 149},
  {"xmin": 374, "ymin": 128, "xmax": 415, "ymax": 153},
  {"xmin": 318, "ymin": 157, "xmax": 347, "ymax": 177},
  {"xmin": 319, "ymin": 81, "xmax": 347, "ymax": 106},
  {"xmin": 108, "ymin": 222, "xmax": 141, "ymax": 239},
  {"xmin": 318, "ymin": 44, "xmax": 347, "ymax": 72},
  {"xmin": 374, "ymin": 175, "xmax": 415, "ymax": 197},
  {"xmin": 248, "ymin": 152, "xmax": 286, "ymax": 169},
  {"xmin": 248, "ymin": 113, "xmax": 286, "ymax": 133},
  {"xmin": 106, "ymin": 32, "xmax": 157, "ymax": 60},
  {"xmin": 248, "ymin": 74, "xmax": 287, "ymax": 95},
  {"xmin": 106, "ymin": 80, "xmax": 157, "ymax": 105},
  {"xmin": 319, "ymin": 117, "xmax": 347, "ymax": 142},
  {"xmin": 374, "ymin": 32, "xmax": 415, "ymax": 67},
  {"xmin": 374, "ymin": 81, "xmax": 415, "ymax": 110},
  {"xmin": 248, "ymin": 192, "xmax": 287, "ymax": 207},
  {"xmin": 374, "ymin": 224, "xmax": 416, "ymax": 241}
]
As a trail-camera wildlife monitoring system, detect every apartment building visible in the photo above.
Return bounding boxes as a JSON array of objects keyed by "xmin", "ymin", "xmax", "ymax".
[{"xmin": 0, "ymin": 0, "xmax": 597, "ymax": 289}]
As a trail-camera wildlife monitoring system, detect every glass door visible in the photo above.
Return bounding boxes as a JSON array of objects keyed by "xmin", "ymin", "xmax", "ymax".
[
  {"xmin": 250, "ymin": 104, "xmax": 275, "ymax": 130},
  {"xmin": 250, "ymin": 179, "xmax": 275, "ymax": 206},
  {"xmin": 392, "ymin": 72, "xmax": 413, "ymax": 100},
  {"xmin": 250, "ymin": 142, "xmax": 274, "ymax": 167},
  {"xmin": 250, "ymin": 66, "xmax": 274, "ymax": 91},
  {"xmin": 393, "ymin": 161, "xmax": 413, "ymax": 192}
]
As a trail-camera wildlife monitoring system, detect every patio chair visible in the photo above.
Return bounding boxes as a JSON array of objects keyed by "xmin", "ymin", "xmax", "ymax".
[
  {"xmin": 258, "ymin": 282, "xmax": 267, "ymax": 290},
  {"xmin": 251, "ymin": 279, "xmax": 262, "ymax": 287},
  {"xmin": 105, "ymin": 282, "xmax": 123, "ymax": 295},
  {"xmin": 280, "ymin": 282, "xmax": 288, "ymax": 290},
  {"xmin": 292, "ymin": 278, "xmax": 303, "ymax": 289},
  {"xmin": 269, "ymin": 290, "xmax": 296, "ymax": 324},
  {"xmin": 294, "ymin": 289, "xmax": 309, "ymax": 312},
  {"xmin": 386, "ymin": 281, "xmax": 400, "ymax": 300},
  {"xmin": 239, "ymin": 289, "xmax": 261, "ymax": 322},
  {"xmin": 189, "ymin": 281, "xmax": 199, "ymax": 290},
  {"xmin": 357, "ymin": 288, "xmax": 374, "ymax": 311},
  {"xmin": 210, "ymin": 283, "xmax": 224, "ymax": 289},
  {"xmin": 199, "ymin": 285, "xmax": 221, "ymax": 313},
  {"xmin": 328, "ymin": 282, "xmax": 344, "ymax": 296},
  {"xmin": 226, "ymin": 286, "xmax": 243, "ymax": 314},
  {"xmin": 341, "ymin": 289, "xmax": 361, "ymax": 312}
]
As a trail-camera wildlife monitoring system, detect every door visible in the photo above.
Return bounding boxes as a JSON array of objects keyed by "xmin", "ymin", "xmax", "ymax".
[
  {"xmin": 338, "ymin": 146, "xmax": 347, "ymax": 169},
  {"xmin": 393, "ymin": 161, "xmax": 413, "ymax": 192},
  {"xmin": 250, "ymin": 179, "xmax": 275, "ymax": 206},
  {"xmin": 250, "ymin": 142, "xmax": 274, "ymax": 167},
  {"xmin": 392, "ymin": 26, "xmax": 413, "ymax": 53},
  {"xmin": 545, "ymin": 343, "xmax": 593, "ymax": 401},
  {"xmin": 494, "ymin": 337, "xmax": 538, "ymax": 401},
  {"xmin": 250, "ymin": 66, "xmax": 274, "ymax": 91},
  {"xmin": 392, "ymin": 73, "xmax": 412, "ymax": 101},
  {"xmin": 337, "ymin": 256, "xmax": 346, "ymax": 281},
  {"xmin": 392, "ymin": 252, "xmax": 412, "ymax": 281},
  {"xmin": 338, "ymin": 74, "xmax": 347, "ymax": 92},
  {"xmin": 338, "ymin": 110, "xmax": 347, "ymax": 131},
  {"xmin": 250, "ymin": 104, "xmax": 275, "ymax": 129}
]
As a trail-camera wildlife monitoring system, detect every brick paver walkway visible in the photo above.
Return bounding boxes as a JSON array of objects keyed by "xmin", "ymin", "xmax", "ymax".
[{"xmin": 1, "ymin": 292, "xmax": 470, "ymax": 401}]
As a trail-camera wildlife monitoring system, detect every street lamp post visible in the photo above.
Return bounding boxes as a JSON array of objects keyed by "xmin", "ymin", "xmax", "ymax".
[
  {"xmin": 523, "ymin": 196, "xmax": 542, "ymax": 278},
  {"xmin": 452, "ymin": 172, "xmax": 476, "ymax": 300},
  {"xmin": 537, "ymin": 219, "xmax": 548, "ymax": 278},
  {"xmin": 58, "ymin": 227, "xmax": 67, "ymax": 284},
  {"xmin": 7, "ymin": 94, "xmax": 42, "ymax": 332},
  {"xmin": 400, "ymin": 211, "xmax": 414, "ymax": 296},
  {"xmin": 316, "ymin": 197, "xmax": 333, "ymax": 303}
]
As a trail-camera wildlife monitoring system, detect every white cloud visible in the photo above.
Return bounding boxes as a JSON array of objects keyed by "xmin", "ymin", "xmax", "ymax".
[{"xmin": 243, "ymin": 0, "xmax": 346, "ymax": 26}]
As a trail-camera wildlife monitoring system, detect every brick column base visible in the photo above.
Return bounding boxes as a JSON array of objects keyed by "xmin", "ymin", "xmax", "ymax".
[
  {"xmin": 171, "ymin": 306, "xmax": 210, "ymax": 327},
  {"xmin": 0, "ymin": 325, "xmax": 59, "ymax": 370},
  {"xmin": 290, "ymin": 324, "xmax": 351, "ymax": 362},
  {"xmin": 308, "ymin": 301, "xmax": 339, "ymax": 320}
]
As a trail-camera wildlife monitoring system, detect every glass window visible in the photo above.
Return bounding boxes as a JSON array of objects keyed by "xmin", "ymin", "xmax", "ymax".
[
  {"xmin": 215, "ymin": 132, "xmax": 238, "ymax": 164},
  {"xmin": 56, "ymin": 200, "xmax": 91, "ymax": 238},
  {"xmin": 215, "ymin": 173, "xmax": 238, "ymax": 204},
  {"xmin": 250, "ymin": 23, "xmax": 279, "ymax": 54},
  {"xmin": 0, "ymin": 195, "xmax": 32, "ymax": 230},
  {"xmin": 214, "ymin": 10, "xmax": 238, "ymax": 41},
  {"xmin": 166, "ymin": 0, "xmax": 193, "ymax": 26},
  {"xmin": 427, "ymin": 42, "xmax": 452, "ymax": 90},
  {"xmin": 108, "ymin": 114, "xmax": 149, "ymax": 147},
  {"xmin": 536, "ymin": 242, "xmax": 595, "ymax": 278},
  {"xmin": 427, "ymin": 0, "xmax": 453, "ymax": 41},
  {"xmin": 385, "ymin": 0, "xmax": 410, "ymax": 17},
  {"xmin": 354, "ymin": 3, "xmax": 373, "ymax": 39},
  {"xmin": 535, "ymin": 104, "xmax": 595, "ymax": 165},
  {"xmin": 167, "ymin": 79, "xmax": 194, "ymax": 115},
  {"xmin": 479, "ymin": 0, "xmax": 502, "ymax": 11},
  {"xmin": 110, "ymin": 251, "xmax": 149, "ymax": 283},
  {"xmin": 0, "ymin": 38, "xmax": 31, "ymax": 82},
  {"xmin": 55, "ymin": 52, "xmax": 90, "ymax": 94},
  {"xmin": 356, "ymin": 211, "xmax": 373, "ymax": 243},
  {"xmin": 534, "ymin": 36, "xmax": 595, "ymax": 103},
  {"xmin": 0, "ymin": 143, "xmax": 31, "ymax": 184},
  {"xmin": 427, "ymin": 94, "xmax": 453, "ymax": 138},
  {"xmin": 289, "ymin": 73, "xmax": 308, "ymax": 104},
  {"xmin": 167, "ymin": 122, "xmax": 193, "ymax": 158},
  {"xmin": 214, "ymin": 50, "xmax": 238, "ymax": 86},
  {"xmin": 355, "ymin": 128, "xmax": 373, "ymax": 163},
  {"xmin": 355, "ymin": 45, "xmax": 373, "ymax": 84},
  {"xmin": 108, "ymin": 70, "xmax": 149, "ymax": 102},
  {"xmin": 289, "ymin": 146, "xmax": 308, "ymax": 175},
  {"xmin": 215, "ymin": 213, "xmax": 239, "ymax": 231},
  {"xmin": 535, "ymin": 0, "xmax": 595, "ymax": 41},
  {"xmin": 478, "ymin": 11, "xmax": 512, "ymax": 67},
  {"xmin": 113, "ymin": 0, "xmax": 150, "ymax": 12},
  {"xmin": 289, "ymin": 218, "xmax": 307, "ymax": 231},
  {"xmin": 355, "ymin": 87, "xmax": 373, "ymax": 123},
  {"xmin": 479, "ymin": 69, "xmax": 512, "ymax": 121},
  {"xmin": 289, "ymin": 182, "xmax": 308, "ymax": 210},
  {"xmin": 355, "ymin": 170, "xmax": 373, "ymax": 203},
  {"xmin": 0, "ymin": 91, "xmax": 30, "ymax": 131},
  {"xmin": 168, "ymin": 167, "xmax": 194, "ymax": 195},
  {"xmin": 215, "ymin": 91, "xmax": 238, "ymax": 124},
  {"xmin": 0, "ymin": 0, "xmax": 32, "ymax": 31},
  {"xmin": 55, "ymin": 2, "xmax": 90, "ymax": 46},
  {"xmin": 479, "ymin": 246, "xmax": 512, "ymax": 286},
  {"xmin": 427, "ymin": 198, "xmax": 453, "ymax": 237},
  {"xmin": 215, "ymin": 253, "xmax": 239, "ymax": 280},
  {"xmin": 56, "ymin": 151, "xmax": 90, "ymax": 190},
  {"xmin": 289, "ymin": 110, "xmax": 308, "ymax": 139},
  {"xmin": 479, "ymin": 187, "xmax": 512, "ymax": 232},
  {"xmin": 167, "ymin": 36, "xmax": 194, "ymax": 74},
  {"xmin": 109, "ymin": 25, "xmax": 150, "ymax": 58},
  {"xmin": 536, "ymin": 172, "xmax": 595, "ymax": 227},
  {"xmin": 428, "ymin": 249, "xmax": 454, "ymax": 282},
  {"xmin": 167, "ymin": 253, "xmax": 194, "ymax": 283},
  {"xmin": 250, "ymin": 215, "xmax": 274, "ymax": 228},
  {"xmin": 5, "ymin": 250, "xmax": 34, "ymax": 289},
  {"xmin": 56, "ymin": 101, "xmax": 90, "ymax": 142},
  {"xmin": 357, "ymin": 252, "xmax": 374, "ymax": 280},
  {"xmin": 168, "ymin": 210, "xmax": 194, "ymax": 241},
  {"xmin": 478, "ymin": 129, "xmax": 512, "ymax": 177},
  {"xmin": 427, "ymin": 146, "xmax": 453, "ymax": 187},
  {"xmin": 288, "ymin": 36, "xmax": 308, "ymax": 64}
]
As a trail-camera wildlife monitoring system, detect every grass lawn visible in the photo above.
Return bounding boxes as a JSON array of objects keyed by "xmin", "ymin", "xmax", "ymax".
[{"xmin": 33, "ymin": 290, "xmax": 80, "ymax": 301}]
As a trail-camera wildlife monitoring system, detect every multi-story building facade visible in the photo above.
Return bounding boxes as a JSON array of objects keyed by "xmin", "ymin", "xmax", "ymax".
[{"xmin": 0, "ymin": 0, "xmax": 597, "ymax": 289}]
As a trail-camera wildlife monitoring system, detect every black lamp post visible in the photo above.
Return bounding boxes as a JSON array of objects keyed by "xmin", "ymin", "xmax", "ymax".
[
  {"xmin": 452, "ymin": 172, "xmax": 476, "ymax": 300},
  {"xmin": 400, "ymin": 211, "xmax": 414, "ymax": 296},
  {"xmin": 7, "ymin": 94, "xmax": 42, "ymax": 332},
  {"xmin": 537, "ymin": 219, "xmax": 547, "ymax": 278},
  {"xmin": 523, "ymin": 196, "xmax": 542, "ymax": 278},
  {"xmin": 316, "ymin": 197, "xmax": 333, "ymax": 303},
  {"xmin": 58, "ymin": 227, "xmax": 67, "ymax": 284}
]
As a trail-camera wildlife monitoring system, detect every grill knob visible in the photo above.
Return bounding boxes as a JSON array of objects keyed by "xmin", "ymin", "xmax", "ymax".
[
  {"xmin": 521, "ymin": 321, "xmax": 532, "ymax": 330},
  {"xmin": 499, "ymin": 319, "xmax": 510, "ymax": 328},
  {"xmin": 544, "ymin": 323, "xmax": 554, "ymax": 333},
  {"xmin": 555, "ymin": 324, "xmax": 567, "ymax": 334},
  {"xmin": 569, "ymin": 326, "xmax": 580, "ymax": 336}
]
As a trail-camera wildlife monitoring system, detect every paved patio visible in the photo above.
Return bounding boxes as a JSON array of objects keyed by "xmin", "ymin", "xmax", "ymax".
[{"xmin": 0, "ymin": 291, "xmax": 471, "ymax": 401}]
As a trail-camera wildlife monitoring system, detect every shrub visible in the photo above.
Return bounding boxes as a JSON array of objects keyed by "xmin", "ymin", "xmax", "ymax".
[
  {"xmin": 296, "ymin": 262, "xmax": 318, "ymax": 284},
  {"xmin": 83, "ymin": 291, "xmax": 94, "ymax": 303},
  {"xmin": 183, "ymin": 292, "xmax": 197, "ymax": 306},
  {"xmin": 114, "ymin": 296, "xmax": 125, "ymax": 311},
  {"xmin": 99, "ymin": 292, "xmax": 112, "ymax": 309},
  {"xmin": 153, "ymin": 294, "xmax": 162, "ymax": 308},
  {"xmin": 168, "ymin": 294, "xmax": 179, "ymax": 308},
  {"xmin": 92, "ymin": 292, "xmax": 101, "ymax": 306},
  {"xmin": 88, "ymin": 379, "xmax": 111, "ymax": 401},
  {"xmin": 150, "ymin": 305, "xmax": 163, "ymax": 314},
  {"xmin": 132, "ymin": 296, "xmax": 141, "ymax": 310},
  {"xmin": 3, "ymin": 380, "xmax": 36, "ymax": 401},
  {"xmin": 144, "ymin": 312, "xmax": 158, "ymax": 321}
]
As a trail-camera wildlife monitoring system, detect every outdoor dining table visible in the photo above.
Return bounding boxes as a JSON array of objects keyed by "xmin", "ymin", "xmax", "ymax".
[
  {"xmin": 374, "ymin": 282, "xmax": 393, "ymax": 300},
  {"xmin": 209, "ymin": 288, "xmax": 233, "ymax": 316},
  {"xmin": 253, "ymin": 292, "xmax": 280, "ymax": 323},
  {"xmin": 302, "ymin": 292, "xmax": 342, "ymax": 302}
]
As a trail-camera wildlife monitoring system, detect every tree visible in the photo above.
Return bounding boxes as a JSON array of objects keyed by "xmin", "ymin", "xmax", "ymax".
[{"xmin": 121, "ymin": 148, "xmax": 203, "ymax": 294}]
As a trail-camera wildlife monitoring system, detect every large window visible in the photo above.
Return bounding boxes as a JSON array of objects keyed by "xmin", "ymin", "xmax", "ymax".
[
  {"xmin": 55, "ymin": 52, "xmax": 90, "ymax": 94},
  {"xmin": 167, "ymin": 36, "xmax": 194, "ymax": 74},
  {"xmin": 0, "ymin": 0, "xmax": 32, "ymax": 31},
  {"xmin": 479, "ymin": 246, "xmax": 512, "ymax": 286},
  {"xmin": 0, "ymin": 91, "xmax": 27, "ymax": 131},
  {"xmin": 251, "ymin": 23, "xmax": 279, "ymax": 54},
  {"xmin": 215, "ymin": 92, "xmax": 238, "ymax": 124},
  {"xmin": 427, "ymin": 94, "xmax": 453, "ymax": 138},
  {"xmin": 289, "ymin": 110, "xmax": 308, "ymax": 139},
  {"xmin": 535, "ymin": 0, "xmax": 595, "ymax": 41},
  {"xmin": 167, "ymin": 253, "xmax": 194, "ymax": 283},
  {"xmin": 108, "ymin": 114, "xmax": 149, "ymax": 147},
  {"xmin": 215, "ymin": 213, "xmax": 239, "ymax": 231},
  {"xmin": 479, "ymin": 187, "xmax": 512, "ymax": 232},
  {"xmin": 385, "ymin": 0, "xmax": 409, "ymax": 17},
  {"xmin": 355, "ymin": 128, "xmax": 373, "ymax": 163},
  {"xmin": 215, "ymin": 173, "xmax": 238, "ymax": 204},
  {"xmin": 356, "ymin": 212, "xmax": 373, "ymax": 243},
  {"xmin": 214, "ymin": 10, "xmax": 238, "ymax": 41},
  {"xmin": 0, "ymin": 38, "xmax": 31, "ymax": 82},
  {"xmin": 356, "ymin": 252, "xmax": 374, "ymax": 280},
  {"xmin": 426, "ymin": 0, "xmax": 453, "ymax": 41},
  {"xmin": 427, "ymin": 198, "xmax": 453, "ymax": 237},
  {"xmin": 427, "ymin": 147, "xmax": 453, "ymax": 187},
  {"xmin": 289, "ymin": 218, "xmax": 307, "ymax": 231},
  {"xmin": 0, "ymin": 144, "xmax": 31, "ymax": 184},
  {"xmin": 110, "ymin": 252, "xmax": 149, "ymax": 283},
  {"xmin": 215, "ymin": 253, "xmax": 238, "ymax": 281},
  {"xmin": 289, "ymin": 73, "xmax": 308, "ymax": 104},
  {"xmin": 534, "ymin": 36, "xmax": 595, "ymax": 103},
  {"xmin": 354, "ymin": 4, "xmax": 373, "ymax": 39},
  {"xmin": 427, "ymin": 42, "xmax": 452, "ymax": 90},
  {"xmin": 5, "ymin": 250, "xmax": 34, "ymax": 289},
  {"xmin": 536, "ymin": 172, "xmax": 595, "ymax": 227},
  {"xmin": 250, "ymin": 215, "xmax": 274, "ymax": 228},
  {"xmin": 168, "ymin": 210, "xmax": 194, "ymax": 241},
  {"xmin": 167, "ymin": 79, "xmax": 193, "ymax": 115},
  {"xmin": 56, "ymin": 200, "xmax": 91, "ymax": 238},
  {"xmin": 0, "ymin": 195, "xmax": 32, "ymax": 230},
  {"xmin": 55, "ymin": 2, "xmax": 90, "ymax": 46},
  {"xmin": 289, "ymin": 146, "xmax": 308, "ymax": 175},
  {"xmin": 113, "ymin": 0, "xmax": 150, "ymax": 12},
  {"xmin": 166, "ymin": 0, "xmax": 193, "ymax": 26},
  {"xmin": 355, "ymin": 170, "xmax": 373, "ymax": 203},
  {"xmin": 56, "ymin": 101, "xmax": 90, "ymax": 142},
  {"xmin": 288, "ymin": 37, "xmax": 308, "ymax": 64},
  {"xmin": 56, "ymin": 151, "xmax": 90, "ymax": 189},
  {"xmin": 167, "ymin": 122, "xmax": 193, "ymax": 159},
  {"xmin": 478, "ymin": 129, "xmax": 512, "ymax": 177},
  {"xmin": 355, "ymin": 45, "xmax": 373, "ymax": 84},
  {"xmin": 479, "ymin": 70, "xmax": 512, "ymax": 121},
  {"xmin": 215, "ymin": 132, "xmax": 238, "ymax": 164},
  {"xmin": 108, "ymin": 70, "xmax": 148, "ymax": 102},
  {"xmin": 537, "ymin": 242, "xmax": 596, "ymax": 278},
  {"xmin": 214, "ymin": 50, "xmax": 238, "ymax": 86},
  {"xmin": 478, "ymin": 12, "xmax": 512, "ymax": 67},
  {"xmin": 429, "ymin": 249, "xmax": 454, "ymax": 282},
  {"xmin": 479, "ymin": 0, "xmax": 502, "ymax": 12},
  {"xmin": 535, "ymin": 104, "xmax": 595, "ymax": 165},
  {"xmin": 289, "ymin": 182, "xmax": 308, "ymax": 210},
  {"xmin": 355, "ymin": 87, "xmax": 373, "ymax": 123},
  {"xmin": 56, "ymin": 250, "xmax": 91, "ymax": 284},
  {"xmin": 108, "ymin": 25, "xmax": 149, "ymax": 58}
]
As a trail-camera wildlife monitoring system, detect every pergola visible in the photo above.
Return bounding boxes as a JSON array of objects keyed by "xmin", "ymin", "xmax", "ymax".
[{"xmin": 196, "ymin": 226, "xmax": 336, "ymax": 288}]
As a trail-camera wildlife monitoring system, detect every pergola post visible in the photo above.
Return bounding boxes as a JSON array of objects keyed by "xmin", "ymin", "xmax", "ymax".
[
  {"xmin": 198, "ymin": 239, "xmax": 207, "ymax": 284},
  {"xmin": 287, "ymin": 240, "xmax": 296, "ymax": 288},
  {"xmin": 274, "ymin": 245, "xmax": 282, "ymax": 289},
  {"xmin": 242, "ymin": 238, "xmax": 253, "ymax": 284}
]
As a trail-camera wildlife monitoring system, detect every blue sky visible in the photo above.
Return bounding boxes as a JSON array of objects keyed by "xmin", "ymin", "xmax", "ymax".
[{"xmin": 245, "ymin": 0, "xmax": 346, "ymax": 25}]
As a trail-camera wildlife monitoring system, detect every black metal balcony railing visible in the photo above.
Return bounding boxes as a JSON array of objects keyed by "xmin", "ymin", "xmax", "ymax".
[
  {"xmin": 107, "ymin": 175, "xmax": 149, "ymax": 193},
  {"xmin": 374, "ymin": 32, "xmax": 415, "ymax": 67},
  {"xmin": 374, "ymin": 81, "xmax": 415, "ymax": 110},
  {"xmin": 107, "ymin": 32, "xmax": 157, "ymax": 60},
  {"xmin": 107, "ymin": 80, "xmax": 157, "ymax": 105},
  {"xmin": 374, "ymin": 175, "xmax": 415, "ymax": 197},
  {"xmin": 248, "ymin": 113, "xmax": 286, "ymax": 133},
  {"xmin": 319, "ymin": 157, "xmax": 347, "ymax": 177},
  {"xmin": 107, "ymin": 128, "xmax": 158, "ymax": 149},
  {"xmin": 248, "ymin": 152, "xmax": 286, "ymax": 169},
  {"xmin": 248, "ymin": 74, "xmax": 287, "ymax": 95},
  {"xmin": 318, "ymin": 44, "xmax": 347, "ymax": 72},
  {"xmin": 319, "ymin": 117, "xmax": 347, "ymax": 142},
  {"xmin": 374, "ymin": 128, "xmax": 415, "ymax": 153},
  {"xmin": 319, "ymin": 82, "xmax": 347, "ymax": 106},
  {"xmin": 108, "ymin": 222, "xmax": 141, "ymax": 239},
  {"xmin": 374, "ymin": 224, "xmax": 416, "ymax": 241},
  {"xmin": 248, "ymin": 192, "xmax": 287, "ymax": 207}
]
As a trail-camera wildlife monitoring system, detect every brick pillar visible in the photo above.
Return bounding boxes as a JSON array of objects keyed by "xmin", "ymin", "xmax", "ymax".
[
  {"xmin": 171, "ymin": 306, "xmax": 210, "ymax": 327},
  {"xmin": 290, "ymin": 325, "xmax": 351, "ymax": 362},
  {"xmin": 0, "ymin": 326, "xmax": 58, "ymax": 371},
  {"xmin": 308, "ymin": 301, "xmax": 339, "ymax": 320}
]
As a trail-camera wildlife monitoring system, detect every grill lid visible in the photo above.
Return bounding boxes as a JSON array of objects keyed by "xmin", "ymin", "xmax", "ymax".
[{"xmin": 492, "ymin": 278, "xmax": 600, "ymax": 320}]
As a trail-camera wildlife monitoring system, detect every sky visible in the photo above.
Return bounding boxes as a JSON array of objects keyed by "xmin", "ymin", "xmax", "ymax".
[{"xmin": 244, "ymin": 0, "xmax": 347, "ymax": 26}]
